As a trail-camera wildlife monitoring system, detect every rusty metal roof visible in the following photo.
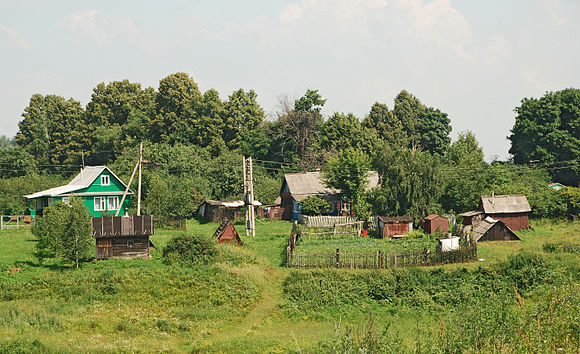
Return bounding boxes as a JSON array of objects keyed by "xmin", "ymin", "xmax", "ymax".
[
  {"xmin": 480, "ymin": 194, "xmax": 531, "ymax": 214},
  {"xmin": 424, "ymin": 214, "xmax": 446, "ymax": 221},
  {"xmin": 378, "ymin": 215, "xmax": 413, "ymax": 223},
  {"xmin": 459, "ymin": 210, "xmax": 483, "ymax": 217}
]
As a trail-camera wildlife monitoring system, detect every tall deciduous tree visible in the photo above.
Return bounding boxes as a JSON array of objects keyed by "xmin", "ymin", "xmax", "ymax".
[
  {"xmin": 362, "ymin": 102, "xmax": 408, "ymax": 148},
  {"xmin": 509, "ymin": 88, "xmax": 580, "ymax": 186},
  {"xmin": 322, "ymin": 148, "xmax": 371, "ymax": 217},
  {"xmin": 372, "ymin": 146, "xmax": 443, "ymax": 220},
  {"xmin": 319, "ymin": 112, "xmax": 378, "ymax": 156},
  {"xmin": 418, "ymin": 107, "xmax": 452, "ymax": 155},
  {"xmin": 441, "ymin": 131, "xmax": 487, "ymax": 213},
  {"xmin": 222, "ymin": 89, "xmax": 265, "ymax": 149},
  {"xmin": 16, "ymin": 94, "xmax": 86, "ymax": 167}
]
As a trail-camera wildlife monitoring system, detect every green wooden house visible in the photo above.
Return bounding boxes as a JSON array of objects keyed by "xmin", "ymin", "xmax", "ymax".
[{"xmin": 25, "ymin": 166, "xmax": 132, "ymax": 217}]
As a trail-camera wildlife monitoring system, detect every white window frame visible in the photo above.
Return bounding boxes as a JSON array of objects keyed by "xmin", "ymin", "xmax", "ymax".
[
  {"xmin": 94, "ymin": 197, "xmax": 106, "ymax": 211},
  {"xmin": 48, "ymin": 197, "xmax": 55, "ymax": 205},
  {"xmin": 107, "ymin": 196, "xmax": 119, "ymax": 211},
  {"xmin": 62, "ymin": 197, "xmax": 69, "ymax": 205},
  {"xmin": 101, "ymin": 175, "xmax": 110, "ymax": 186}
]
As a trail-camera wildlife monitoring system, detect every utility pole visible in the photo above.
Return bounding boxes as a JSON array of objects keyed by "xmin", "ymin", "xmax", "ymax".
[
  {"xmin": 243, "ymin": 156, "xmax": 255, "ymax": 237},
  {"xmin": 137, "ymin": 141, "xmax": 143, "ymax": 216}
]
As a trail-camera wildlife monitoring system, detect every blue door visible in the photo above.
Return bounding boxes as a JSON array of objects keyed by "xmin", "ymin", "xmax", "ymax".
[{"xmin": 292, "ymin": 199, "xmax": 301, "ymax": 220}]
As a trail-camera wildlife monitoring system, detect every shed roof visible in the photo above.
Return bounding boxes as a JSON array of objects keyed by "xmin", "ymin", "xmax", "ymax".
[
  {"xmin": 283, "ymin": 171, "xmax": 379, "ymax": 197},
  {"xmin": 472, "ymin": 216, "xmax": 521, "ymax": 242},
  {"xmin": 24, "ymin": 166, "xmax": 132, "ymax": 199},
  {"xmin": 378, "ymin": 215, "xmax": 413, "ymax": 223},
  {"xmin": 480, "ymin": 194, "xmax": 531, "ymax": 214},
  {"xmin": 459, "ymin": 210, "xmax": 484, "ymax": 217},
  {"xmin": 424, "ymin": 214, "xmax": 446, "ymax": 221},
  {"xmin": 204, "ymin": 200, "xmax": 261, "ymax": 207}
]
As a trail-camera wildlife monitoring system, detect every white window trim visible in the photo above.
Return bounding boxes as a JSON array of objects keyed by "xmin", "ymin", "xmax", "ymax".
[
  {"xmin": 101, "ymin": 175, "xmax": 110, "ymax": 186},
  {"xmin": 48, "ymin": 197, "xmax": 55, "ymax": 205},
  {"xmin": 94, "ymin": 197, "xmax": 106, "ymax": 211},
  {"xmin": 107, "ymin": 196, "xmax": 119, "ymax": 210},
  {"xmin": 62, "ymin": 197, "xmax": 69, "ymax": 205}
]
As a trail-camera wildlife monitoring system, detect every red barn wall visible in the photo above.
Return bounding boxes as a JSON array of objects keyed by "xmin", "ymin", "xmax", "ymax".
[
  {"xmin": 383, "ymin": 222, "xmax": 411, "ymax": 238},
  {"xmin": 424, "ymin": 217, "xmax": 448, "ymax": 234},
  {"xmin": 487, "ymin": 213, "xmax": 528, "ymax": 231}
]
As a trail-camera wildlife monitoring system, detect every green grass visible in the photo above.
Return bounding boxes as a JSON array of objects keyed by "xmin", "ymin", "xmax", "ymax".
[{"xmin": 0, "ymin": 218, "xmax": 578, "ymax": 352}]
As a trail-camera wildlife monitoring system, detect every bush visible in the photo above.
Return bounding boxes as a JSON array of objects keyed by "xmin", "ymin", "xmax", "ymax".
[
  {"xmin": 300, "ymin": 195, "xmax": 330, "ymax": 216},
  {"xmin": 162, "ymin": 233, "xmax": 217, "ymax": 266}
]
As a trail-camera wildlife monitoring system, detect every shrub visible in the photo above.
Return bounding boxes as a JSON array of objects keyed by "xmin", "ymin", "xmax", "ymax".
[
  {"xmin": 498, "ymin": 253, "xmax": 552, "ymax": 293},
  {"xmin": 300, "ymin": 195, "xmax": 331, "ymax": 216},
  {"xmin": 162, "ymin": 233, "xmax": 217, "ymax": 266}
]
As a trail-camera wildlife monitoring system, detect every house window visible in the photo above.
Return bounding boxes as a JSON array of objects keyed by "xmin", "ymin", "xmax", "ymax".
[
  {"xmin": 94, "ymin": 197, "xmax": 106, "ymax": 211},
  {"xmin": 127, "ymin": 240, "xmax": 134, "ymax": 248},
  {"xmin": 107, "ymin": 196, "xmax": 119, "ymax": 210},
  {"xmin": 62, "ymin": 197, "xmax": 69, "ymax": 205},
  {"xmin": 48, "ymin": 198, "xmax": 55, "ymax": 205},
  {"xmin": 101, "ymin": 175, "xmax": 110, "ymax": 186}
]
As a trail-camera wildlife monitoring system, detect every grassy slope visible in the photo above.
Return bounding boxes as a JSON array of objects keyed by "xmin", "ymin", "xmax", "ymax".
[{"xmin": 0, "ymin": 218, "xmax": 578, "ymax": 352}]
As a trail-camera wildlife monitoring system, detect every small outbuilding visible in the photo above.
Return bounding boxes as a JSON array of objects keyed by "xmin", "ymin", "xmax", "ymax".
[
  {"xmin": 459, "ymin": 210, "xmax": 484, "ymax": 228},
  {"xmin": 92, "ymin": 215, "xmax": 154, "ymax": 259},
  {"xmin": 376, "ymin": 216, "xmax": 413, "ymax": 238},
  {"xmin": 480, "ymin": 194, "xmax": 531, "ymax": 231},
  {"xmin": 213, "ymin": 219, "xmax": 242, "ymax": 246},
  {"xmin": 436, "ymin": 236, "xmax": 460, "ymax": 252},
  {"xmin": 423, "ymin": 214, "xmax": 448, "ymax": 234},
  {"xmin": 472, "ymin": 217, "xmax": 521, "ymax": 243}
]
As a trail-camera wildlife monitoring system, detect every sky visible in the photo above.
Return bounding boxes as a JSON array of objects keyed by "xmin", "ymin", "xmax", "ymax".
[{"xmin": 0, "ymin": 0, "xmax": 578, "ymax": 161}]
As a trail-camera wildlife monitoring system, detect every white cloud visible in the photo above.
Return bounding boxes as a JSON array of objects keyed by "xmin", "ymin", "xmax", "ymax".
[
  {"xmin": 0, "ymin": 25, "xmax": 31, "ymax": 49},
  {"xmin": 58, "ymin": 9, "xmax": 140, "ymax": 46}
]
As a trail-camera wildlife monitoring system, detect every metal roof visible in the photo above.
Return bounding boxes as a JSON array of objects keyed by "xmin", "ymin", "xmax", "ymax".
[
  {"xmin": 24, "ymin": 166, "xmax": 133, "ymax": 199},
  {"xmin": 459, "ymin": 210, "xmax": 484, "ymax": 217},
  {"xmin": 378, "ymin": 215, "xmax": 413, "ymax": 223},
  {"xmin": 480, "ymin": 194, "xmax": 531, "ymax": 214},
  {"xmin": 424, "ymin": 214, "xmax": 446, "ymax": 221},
  {"xmin": 283, "ymin": 171, "xmax": 379, "ymax": 197}
]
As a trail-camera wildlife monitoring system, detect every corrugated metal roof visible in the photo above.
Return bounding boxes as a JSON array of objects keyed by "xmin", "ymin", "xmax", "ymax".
[
  {"xmin": 24, "ymin": 166, "xmax": 133, "ymax": 199},
  {"xmin": 378, "ymin": 215, "xmax": 413, "ymax": 223},
  {"xmin": 480, "ymin": 194, "xmax": 531, "ymax": 214},
  {"xmin": 284, "ymin": 171, "xmax": 379, "ymax": 196}
]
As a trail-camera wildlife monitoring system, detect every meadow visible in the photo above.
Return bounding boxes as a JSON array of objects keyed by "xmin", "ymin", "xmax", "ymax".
[{"xmin": 0, "ymin": 218, "xmax": 578, "ymax": 352}]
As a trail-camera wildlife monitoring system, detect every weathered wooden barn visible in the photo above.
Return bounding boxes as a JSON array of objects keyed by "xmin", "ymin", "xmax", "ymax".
[
  {"xmin": 480, "ymin": 194, "xmax": 531, "ymax": 231},
  {"xmin": 278, "ymin": 171, "xmax": 379, "ymax": 220},
  {"xmin": 472, "ymin": 217, "xmax": 521, "ymax": 242},
  {"xmin": 92, "ymin": 215, "xmax": 154, "ymax": 259},
  {"xmin": 423, "ymin": 214, "xmax": 448, "ymax": 234},
  {"xmin": 376, "ymin": 216, "xmax": 413, "ymax": 238},
  {"xmin": 213, "ymin": 219, "xmax": 242, "ymax": 246}
]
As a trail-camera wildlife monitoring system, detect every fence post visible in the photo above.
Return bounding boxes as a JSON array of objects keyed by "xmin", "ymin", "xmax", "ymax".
[
  {"xmin": 1, "ymin": 216, "xmax": 3, "ymax": 230},
  {"xmin": 378, "ymin": 250, "xmax": 382, "ymax": 269},
  {"xmin": 286, "ymin": 246, "xmax": 291, "ymax": 267},
  {"xmin": 336, "ymin": 248, "xmax": 340, "ymax": 268}
]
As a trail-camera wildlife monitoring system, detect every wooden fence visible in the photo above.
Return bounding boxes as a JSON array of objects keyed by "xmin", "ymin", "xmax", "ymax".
[
  {"xmin": 286, "ymin": 231, "xmax": 477, "ymax": 269},
  {"xmin": 298, "ymin": 221, "xmax": 364, "ymax": 241},
  {"xmin": 298, "ymin": 215, "xmax": 358, "ymax": 228},
  {"xmin": 1, "ymin": 215, "xmax": 35, "ymax": 230},
  {"xmin": 92, "ymin": 215, "xmax": 154, "ymax": 237}
]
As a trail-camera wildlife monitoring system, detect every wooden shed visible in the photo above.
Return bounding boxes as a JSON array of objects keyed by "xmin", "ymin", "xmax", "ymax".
[
  {"xmin": 459, "ymin": 210, "xmax": 484, "ymax": 228},
  {"xmin": 423, "ymin": 214, "xmax": 448, "ymax": 234},
  {"xmin": 213, "ymin": 219, "xmax": 242, "ymax": 246},
  {"xmin": 92, "ymin": 215, "xmax": 154, "ymax": 259},
  {"xmin": 376, "ymin": 216, "xmax": 413, "ymax": 238},
  {"xmin": 480, "ymin": 194, "xmax": 531, "ymax": 231},
  {"xmin": 472, "ymin": 217, "xmax": 521, "ymax": 242},
  {"xmin": 198, "ymin": 200, "xmax": 245, "ymax": 223}
]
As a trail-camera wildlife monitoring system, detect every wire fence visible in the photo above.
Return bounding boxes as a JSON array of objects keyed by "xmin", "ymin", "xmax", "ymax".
[{"xmin": 0, "ymin": 215, "xmax": 36, "ymax": 230}]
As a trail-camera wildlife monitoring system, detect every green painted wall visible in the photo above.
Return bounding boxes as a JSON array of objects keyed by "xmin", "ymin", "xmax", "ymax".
[{"xmin": 29, "ymin": 169, "xmax": 132, "ymax": 217}]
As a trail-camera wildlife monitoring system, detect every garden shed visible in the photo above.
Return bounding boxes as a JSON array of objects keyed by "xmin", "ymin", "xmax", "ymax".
[
  {"xmin": 423, "ymin": 214, "xmax": 448, "ymax": 234},
  {"xmin": 213, "ymin": 219, "xmax": 242, "ymax": 246},
  {"xmin": 198, "ymin": 200, "xmax": 261, "ymax": 223},
  {"xmin": 92, "ymin": 215, "xmax": 154, "ymax": 259},
  {"xmin": 459, "ymin": 210, "xmax": 484, "ymax": 227},
  {"xmin": 472, "ymin": 217, "xmax": 521, "ymax": 242},
  {"xmin": 480, "ymin": 194, "xmax": 531, "ymax": 231},
  {"xmin": 376, "ymin": 215, "xmax": 413, "ymax": 238}
]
